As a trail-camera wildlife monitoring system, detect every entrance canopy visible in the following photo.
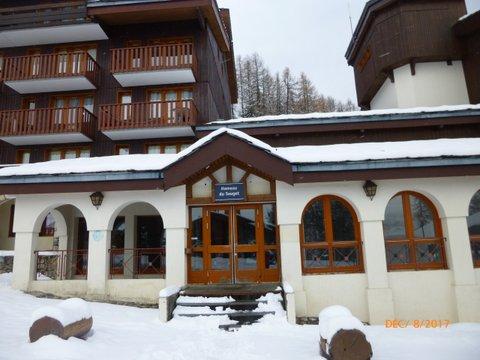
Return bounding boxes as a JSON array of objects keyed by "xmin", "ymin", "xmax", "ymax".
[{"xmin": 0, "ymin": 128, "xmax": 480, "ymax": 194}]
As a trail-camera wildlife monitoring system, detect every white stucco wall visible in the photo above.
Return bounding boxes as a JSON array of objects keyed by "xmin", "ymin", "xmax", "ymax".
[
  {"xmin": 276, "ymin": 176, "xmax": 480, "ymax": 323},
  {"xmin": 370, "ymin": 61, "xmax": 470, "ymax": 110}
]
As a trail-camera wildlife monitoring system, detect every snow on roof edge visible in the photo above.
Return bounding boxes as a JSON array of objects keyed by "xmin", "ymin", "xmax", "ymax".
[{"xmin": 207, "ymin": 104, "xmax": 480, "ymax": 126}]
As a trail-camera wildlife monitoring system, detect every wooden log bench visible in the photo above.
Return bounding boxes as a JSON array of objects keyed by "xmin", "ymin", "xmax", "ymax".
[
  {"xmin": 318, "ymin": 306, "xmax": 372, "ymax": 360},
  {"xmin": 29, "ymin": 298, "xmax": 93, "ymax": 343}
]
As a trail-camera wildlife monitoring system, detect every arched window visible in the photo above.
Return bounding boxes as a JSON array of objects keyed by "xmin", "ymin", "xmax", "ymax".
[
  {"xmin": 301, "ymin": 195, "xmax": 363, "ymax": 274},
  {"xmin": 383, "ymin": 191, "xmax": 445, "ymax": 271},
  {"xmin": 467, "ymin": 190, "xmax": 480, "ymax": 268}
]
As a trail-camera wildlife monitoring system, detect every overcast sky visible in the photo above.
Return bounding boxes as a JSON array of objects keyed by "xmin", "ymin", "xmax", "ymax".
[{"xmin": 218, "ymin": 0, "xmax": 480, "ymax": 103}]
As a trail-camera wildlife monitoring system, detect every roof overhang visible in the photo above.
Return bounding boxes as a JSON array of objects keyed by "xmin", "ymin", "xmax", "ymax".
[
  {"xmin": 162, "ymin": 132, "xmax": 294, "ymax": 189},
  {"xmin": 87, "ymin": 0, "xmax": 230, "ymax": 52}
]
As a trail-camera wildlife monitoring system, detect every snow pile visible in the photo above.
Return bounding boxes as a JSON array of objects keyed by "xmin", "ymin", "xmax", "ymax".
[
  {"xmin": 255, "ymin": 293, "xmax": 285, "ymax": 316},
  {"xmin": 282, "ymin": 282, "xmax": 294, "ymax": 294},
  {"xmin": 159, "ymin": 285, "xmax": 181, "ymax": 298},
  {"xmin": 0, "ymin": 250, "xmax": 14, "ymax": 257},
  {"xmin": 319, "ymin": 305, "xmax": 366, "ymax": 345},
  {"xmin": 31, "ymin": 298, "xmax": 92, "ymax": 327},
  {"xmin": 173, "ymin": 305, "xmax": 236, "ymax": 316}
]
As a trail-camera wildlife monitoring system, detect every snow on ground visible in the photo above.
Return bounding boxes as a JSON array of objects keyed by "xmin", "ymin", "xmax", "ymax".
[{"xmin": 0, "ymin": 273, "xmax": 479, "ymax": 360}]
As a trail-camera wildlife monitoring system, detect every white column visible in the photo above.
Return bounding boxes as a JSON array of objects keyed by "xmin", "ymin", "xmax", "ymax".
[
  {"xmin": 279, "ymin": 224, "xmax": 307, "ymax": 316},
  {"xmin": 12, "ymin": 232, "xmax": 38, "ymax": 291},
  {"xmin": 87, "ymin": 230, "xmax": 111, "ymax": 298},
  {"xmin": 360, "ymin": 220, "xmax": 395, "ymax": 325},
  {"xmin": 442, "ymin": 216, "xmax": 480, "ymax": 322},
  {"xmin": 165, "ymin": 227, "xmax": 187, "ymax": 287}
]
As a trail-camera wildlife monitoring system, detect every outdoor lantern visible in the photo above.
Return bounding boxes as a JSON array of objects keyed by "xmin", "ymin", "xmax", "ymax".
[
  {"xmin": 363, "ymin": 180, "xmax": 377, "ymax": 200},
  {"xmin": 90, "ymin": 192, "xmax": 104, "ymax": 209}
]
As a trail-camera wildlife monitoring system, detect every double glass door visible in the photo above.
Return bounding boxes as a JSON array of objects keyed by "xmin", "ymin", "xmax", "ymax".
[{"xmin": 188, "ymin": 204, "xmax": 280, "ymax": 284}]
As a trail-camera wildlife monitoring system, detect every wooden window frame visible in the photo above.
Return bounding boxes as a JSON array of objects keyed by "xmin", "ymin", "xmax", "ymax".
[
  {"xmin": 384, "ymin": 191, "xmax": 446, "ymax": 271},
  {"xmin": 115, "ymin": 144, "xmax": 130, "ymax": 155},
  {"xmin": 15, "ymin": 149, "xmax": 31, "ymax": 164},
  {"xmin": 117, "ymin": 90, "xmax": 133, "ymax": 103},
  {"xmin": 8, "ymin": 204, "xmax": 15, "ymax": 237},
  {"xmin": 300, "ymin": 195, "xmax": 363, "ymax": 275},
  {"xmin": 45, "ymin": 146, "xmax": 91, "ymax": 161},
  {"xmin": 144, "ymin": 142, "xmax": 192, "ymax": 154},
  {"xmin": 468, "ymin": 191, "xmax": 480, "ymax": 268},
  {"xmin": 50, "ymin": 93, "xmax": 95, "ymax": 109},
  {"xmin": 146, "ymin": 86, "xmax": 194, "ymax": 102}
]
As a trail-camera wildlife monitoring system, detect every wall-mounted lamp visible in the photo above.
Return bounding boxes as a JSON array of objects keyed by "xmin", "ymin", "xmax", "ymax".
[
  {"xmin": 90, "ymin": 192, "xmax": 104, "ymax": 209},
  {"xmin": 363, "ymin": 180, "xmax": 377, "ymax": 200}
]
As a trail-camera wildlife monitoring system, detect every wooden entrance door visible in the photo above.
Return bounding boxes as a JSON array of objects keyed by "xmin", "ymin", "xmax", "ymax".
[{"xmin": 187, "ymin": 204, "xmax": 280, "ymax": 284}]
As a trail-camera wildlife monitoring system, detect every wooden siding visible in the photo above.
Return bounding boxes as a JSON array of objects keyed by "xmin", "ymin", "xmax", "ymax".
[{"xmin": 348, "ymin": 0, "xmax": 466, "ymax": 108}]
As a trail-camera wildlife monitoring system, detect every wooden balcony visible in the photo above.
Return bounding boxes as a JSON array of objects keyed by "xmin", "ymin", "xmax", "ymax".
[
  {"xmin": 0, "ymin": 2, "xmax": 108, "ymax": 48},
  {"xmin": 0, "ymin": 107, "xmax": 95, "ymax": 146},
  {"xmin": 110, "ymin": 43, "xmax": 198, "ymax": 87},
  {"xmin": 3, "ymin": 51, "xmax": 99, "ymax": 94},
  {"xmin": 99, "ymin": 100, "xmax": 197, "ymax": 140}
]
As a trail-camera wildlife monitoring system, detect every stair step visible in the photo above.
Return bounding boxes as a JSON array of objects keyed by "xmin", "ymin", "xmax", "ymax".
[
  {"xmin": 218, "ymin": 323, "xmax": 244, "ymax": 331},
  {"xmin": 176, "ymin": 300, "xmax": 268, "ymax": 307},
  {"xmin": 180, "ymin": 284, "xmax": 282, "ymax": 298},
  {"xmin": 176, "ymin": 311, "xmax": 275, "ymax": 318}
]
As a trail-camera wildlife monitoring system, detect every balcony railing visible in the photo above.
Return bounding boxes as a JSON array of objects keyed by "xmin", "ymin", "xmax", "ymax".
[
  {"xmin": 110, "ymin": 43, "xmax": 197, "ymax": 75},
  {"xmin": 0, "ymin": 1, "xmax": 88, "ymax": 31},
  {"xmin": 99, "ymin": 100, "xmax": 198, "ymax": 131},
  {"xmin": 109, "ymin": 248, "xmax": 166, "ymax": 278},
  {"xmin": 0, "ymin": 107, "xmax": 95, "ymax": 138},
  {"xmin": 34, "ymin": 249, "xmax": 88, "ymax": 281},
  {"xmin": 3, "ymin": 51, "xmax": 100, "ymax": 85}
]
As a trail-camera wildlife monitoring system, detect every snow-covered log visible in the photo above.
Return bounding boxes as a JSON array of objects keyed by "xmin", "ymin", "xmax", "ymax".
[
  {"xmin": 29, "ymin": 298, "xmax": 92, "ymax": 343},
  {"xmin": 318, "ymin": 306, "xmax": 372, "ymax": 360}
]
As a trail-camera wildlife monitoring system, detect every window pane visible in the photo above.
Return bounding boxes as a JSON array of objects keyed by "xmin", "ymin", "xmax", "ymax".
[
  {"xmin": 49, "ymin": 150, "xmax": 61, "ymax": 161},
  {"xmin": 164, "ymin": 145, "xmax": 177, "ymax": 154},
  {"xmin": 111, "ymin": 217, "xmax": 125, "ymax": 248},
  {"xmin": 410, "ymin": 195, "xmax": 436, "ymax": 238},
  {"xmin": 182, "ymin": 90, "xmax": 193, "ymax": 100},
  {"xmin": 468, "ymin": 191, "xmax": 480, "ymax": 236},
  {"xmin": 180, "ymin": 144, "xmax": 190, "ymax": 151},
  {"xmin": 191, "ymin": 207, "xmax": 203, "ymax": 247},
  {"xmin": 415, "ymin": 243, "xmax": 442, "ymax": 264},
  {"xmin": 237, "ymin": 252, "xmax": 257, "ymax": 270},
  {"xmin": 303, "ymin": 200, "xmax": 325, "ymax": 243},
  {"xmin": 333, "ymin": 247, "xmax": 358, "ymax": 267},
  {"xmin": 210, "ymin": 210, "xmax": 229, "ymax": 246},
  {"xmin": 386, "ymin": 243, "xmax": 410, "ymax": 265},
  {"xmin": 303, "ymin": 248, "xmax": 329, "ymax": 269},
  {"xmin": 65, "ymin": 150, "xmax": 76, "ymax": 159},
  {"xmin": 263, "ymin": 204, "xmax": 277, "ymax": 245},
  {"xmin": 384, "ymin": 195, "xmax": 406, "ymax": 239},
  {"xmin": 331, "ymin": 199, "xmax": 355, "ymax": 241},
  {"xmin": 147, "ymin": 145, "xmax": 161, "ymax": 154},
  {"xmin": 21, "ymin": 151, "xmax": 31, "ymax": 164},
  {"xmin": 191, "ymin": 252, "xmax": 203, "ymax": 271},
  {"xmin": 118, "ymin": 147, "xmax": 129, "ymax": 155},
  {"xmin": 265, "ymin": 250, "xmax": 278, "ymax": 269},
  {"xmin": 84, "ymin": 97, "xmax": 94, "ymax": 113},
  {"xmin": 137, "ymin": 216, "xmax": 165, "ymax": 248},
  {"xmin": 211, "ymin": 253, "xmax": 229, "ymax": 270},
  {"xmin": 471, "ymin": 241, "xmax": 480, "ymax": 263},
  {"xmin": 80, "ymin": 149, "xmax": 90, "ymax": 158},
  {"xmin": 236, "ymin": 209, "xmax": 256, "ymax": 245}
]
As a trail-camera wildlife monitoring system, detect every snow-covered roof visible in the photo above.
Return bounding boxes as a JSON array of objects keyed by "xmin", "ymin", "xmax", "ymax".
[
  {"xmin": 206, "ymin": 104, "xmax": 480, "ymax": 126},
  {"xmin": 0, "ymin": 128, "xmax": 479, "ymax": 178},
  {"xmin": 459, "ymin": 9, "xmax": 480, "ymax": 21}
]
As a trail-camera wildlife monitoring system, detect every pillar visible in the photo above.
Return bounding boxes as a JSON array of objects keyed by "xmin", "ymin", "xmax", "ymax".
[
  {"xmin": 279, "ymin": 224, "xmax": 307, "ymax": 316},
  {"xmin": 87, "ymin": 230, "xmax": 111, "ymax": 298},
  {"xmin": 442, "ymin": 216, "xmax": 480, "ymax": 322},
  {"xmin": 165, "ymin": 227, "xmax": 187, "ymax": 287},
  {"xmin": 123, "ymin": 214, "xmax": 135, "ymax": 278},
  {"xmin": 360, "ymin": 220, "xmax": 395, "ymax": 325},
  {"xmin": 12, "ymin": 232, "xmax": 38, "ymax": 291}
]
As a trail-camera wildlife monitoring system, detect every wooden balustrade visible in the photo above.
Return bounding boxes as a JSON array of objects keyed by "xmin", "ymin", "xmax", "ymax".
[
  {"xmin": 35, "ymin": 249, "xmax": 88, "ymax": 281},
  {"xmin": 3, "ymin": 51, "xmax": 99, "ymax": 84},
  {"xmin": 110, "ymin": 43, "xmax": 197, "ymax": 75},
  {"xmin": 99, "ymin": 100, "xmax": 198, "ymax": 131},
  {"xmin": 0, "ymin": 107, "xmax": 95, "ymax": 138}
]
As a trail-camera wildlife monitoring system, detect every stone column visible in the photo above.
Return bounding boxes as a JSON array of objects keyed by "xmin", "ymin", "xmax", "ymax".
[
  {"xmin": 442, "ymin": 216, "xmax": 480, "ymax": 322},
  {"xmin": 279, "ymin": 224, "xmax": 307, "ymax": 316},
  {"xmin": 165, "ymin": 227, "xmax": 187, "ymax": 287},
  {"xmin": 12, "ymin": 232, "xmax": 38, "ymax": 291},
  {"xmin": 87, "ymin": 230, "xmax": 111, "ymax": 298},
  {"xmin": 360, "ymin": 220, "xmax": 395, "ymax": 325}
]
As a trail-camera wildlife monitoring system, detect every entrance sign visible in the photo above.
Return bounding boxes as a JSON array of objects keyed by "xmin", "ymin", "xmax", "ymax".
[{"xmin": 214, "ymin": 183, "xmax": 245, "ymax": 202}]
